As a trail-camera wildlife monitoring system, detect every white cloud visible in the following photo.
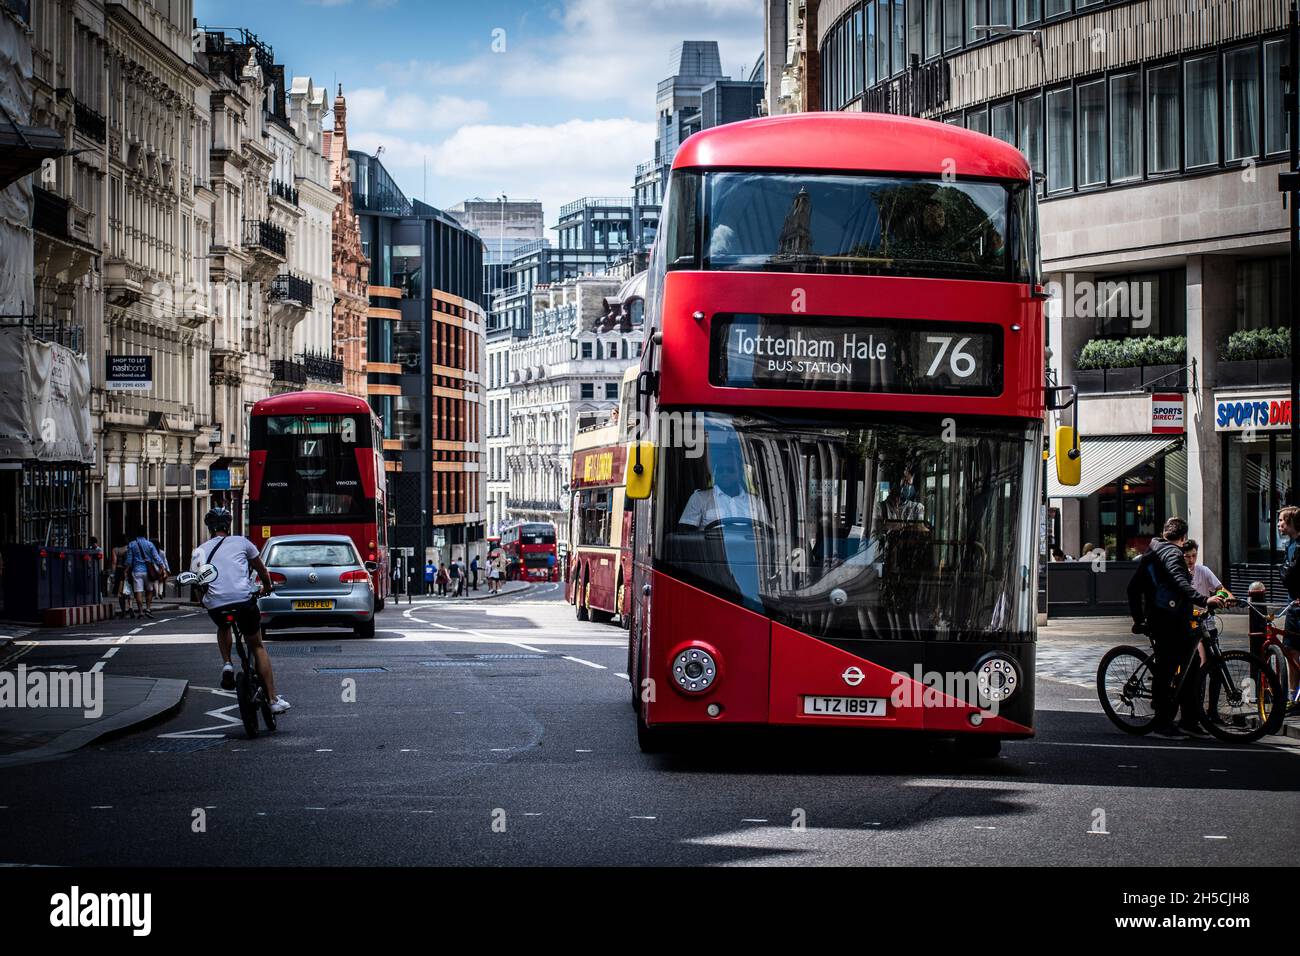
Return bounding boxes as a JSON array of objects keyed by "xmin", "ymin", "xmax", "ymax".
[
  {"xmin": 348, "ymin": 87, "xmax": 491, "ymax": 132},
  {"xmin": 349, "ymin": 118, "xmax": 654, "ymax": 226}
]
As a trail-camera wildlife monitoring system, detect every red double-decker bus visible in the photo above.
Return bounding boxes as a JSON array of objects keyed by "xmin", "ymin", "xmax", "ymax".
[
  {"xmin": 247, "ymin": 391, "xmax": 390, "ymax": 606},
  {"xmin": 500, "ymin": 521, "xmax": 558, "ymax": 582},
  {"xmin": 625, "ymin": 112, "xmax": 1071, "ymax": 756}
]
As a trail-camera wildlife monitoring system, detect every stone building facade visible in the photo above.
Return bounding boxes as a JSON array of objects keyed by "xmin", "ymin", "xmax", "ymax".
[{"xmin": 323, "ymin": 86, "xmax": 369, "ymax": 399}]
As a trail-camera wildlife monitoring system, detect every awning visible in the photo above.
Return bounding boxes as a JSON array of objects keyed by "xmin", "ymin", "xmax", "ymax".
[
  {"xmin": 0, "ymin": 120, "xmax": 66, "ymax": 191},
  {"xmin": 1046, "ymin": 434, "xmax": 1182, "ymax": 499}
]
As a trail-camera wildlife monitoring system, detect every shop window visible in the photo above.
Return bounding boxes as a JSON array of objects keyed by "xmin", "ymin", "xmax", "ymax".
[
  {"xmin": 1184, "ymin": 55, "xmax": 1219, "ymax": 168},
  {"xmin": 1224, "ymin": 45, "xmax": 1261, "ymax": 163},
  {"xmin": 1148, "ymin": 63, "xmax": 1181, "ymax": 174},
  {"xmin": 1093, "ymin": 268, "xmax": 1187, "ymax": 338},
  {"xmin": 1109, "ymin": 72, "xmax": 1142, "ymax": 182}
]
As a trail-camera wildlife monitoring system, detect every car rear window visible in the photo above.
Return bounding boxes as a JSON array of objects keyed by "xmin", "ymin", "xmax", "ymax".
[{"xmin": 265, "ymin": 542, "xmax": 359, "ymax": 567}]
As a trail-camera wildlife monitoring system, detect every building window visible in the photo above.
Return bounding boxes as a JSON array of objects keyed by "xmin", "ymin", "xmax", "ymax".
[
  {"xmin": 580, "ymin": 383, "xmax": 594, "ymax": 400},
  {"xmin": 1265, "ymin": 39, "xmax": 1289, "ymax": 155},
  {"xmin": 853, "ymin": 6, "xmax": 864, "ymax": 96},
  {"xmin": 1045, "ymin": 87, "xmax": 1074, "ymax": 193},
  {"xmin": 944, "ymin": 0, "xmax": 962, "ymax": 51},
  {"xmin": 1017, "ymin": 0, "xmax": 1040, "ymax": 25},
  {"xmin": 967, "ymin": 106, "xmax": 989, "ymax": 134},
  {"xmin": 1224, "ymin": 46, "xmax": 1261, "ymax": 163},
  {"xmin": 908, "ymin": 0, "xmax": 923, "ymax": 64},
  {"xmin": 1109, "ymin": 72, "xmax": 1142, "ymax": 182},
  {"xmin": 1094, "ymin": 268, "xmax": 1187, "ymax": 339},
  {"xmin": 966, "ymin": 0, "xmax": 986, "ymax": 44},
  {"xmin": 1184, "ymin": 55, "xmax": 1219, "ymax": 168},
  {"xmin": 1148, "ymin": 63, "xmax": 1180, "ymax": 174},
  {"xmin": 926, "ymin": 0, "xmax": 941, "ymax": 59},
  {"xmin": 866, "ymin": 1, "xmax": 878, "ymax": 87},
  {"xmin": 892, "ymin": 0, "xmax": 905, "ymax": 74},
  {"xmin": 1045, "ymin": 0, "xmax": 1069, "ymax": 16},
  {"xmin": 1235, "ymin": 257, "xmax": 1289, "ymax": 330},
  {"xmin": 878, "ymin": 0, "xmax": 891, "ymax": 78},
  {"xmin": 605, "ymin": 382, "xmax": 619, "ymax": 400},
  {"xmin": 1077, "ymin": 78, "xmax": 1106, "ymax": 187},
  {"xmin": 991, "ymin": 100, "xmax": 1014, "ymax": 145},
  {"xmin": 581, "ymin": 340, "xmax": 592, "ymax": 359},
  {"xmin": 1018, "ymin": 92, "xmax": 1044, "ymax": 185},
  {"xmin": 988, "ymin": 0, "xmax": 1010, "ymax": 36}
]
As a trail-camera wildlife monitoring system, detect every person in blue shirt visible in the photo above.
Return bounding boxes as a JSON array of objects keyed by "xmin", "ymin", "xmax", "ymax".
[
  {"xmin": 1278, "ymin": 505, "xmax": 1300, "ymax": 712},
  {"xmin": 124, "ymin": 525, "xmax": 164, "ymax": 619}
]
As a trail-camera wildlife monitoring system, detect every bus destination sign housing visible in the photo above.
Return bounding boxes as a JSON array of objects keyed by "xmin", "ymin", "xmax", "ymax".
[{"xmin": 709, "ymin": 313, "xmax": 1003, "ymax": 396}]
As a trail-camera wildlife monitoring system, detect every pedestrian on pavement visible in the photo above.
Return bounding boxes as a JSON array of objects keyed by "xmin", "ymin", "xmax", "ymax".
[
  {"xmin": 424, "ymin": 560, "xmax": 435, "ymax": 595},
  {"xmin": 1276, "ymin": 505, "xmax": 1300, "ymax": 711},
  {"xmin": 124, "ymin": 526, "xmax": 165, "ymax": 619},
  {"xmin": 111, "ymin": 536, "xmax": 130, "ymax": 617},
  {"xmin": 436, "ymin": 562, "xmax": 450, "ymax": 597},
  {"xmin": 449, "ymin": 556, "xmax": 462, "ymax": 596},
  {"xmin": 1126, "ymin": 517, "xmax": 1223, "ymax": 738},
  {"xmin": 152, "ymin": 539, "xmax": 171, "ymax": 601},
  {"xmin": 470, "ymin": 554, "xmax": 480, "ymax": 591},
  {"xmin": 489, "ymin": 555, "xmax": 502, "ymax": 594}
]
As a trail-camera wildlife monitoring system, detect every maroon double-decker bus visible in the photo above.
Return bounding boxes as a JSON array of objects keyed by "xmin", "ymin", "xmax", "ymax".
[
  {"xmin": 247, "ymin": 391, "xmax": 390, "ymax": 606},
  {"xmin": 500, "ymin": 521, "xmax": 558, "ymax": 582},
  {"xmin": 625, "ymin": 112, "xmax": 1071, "ymax": 756}
]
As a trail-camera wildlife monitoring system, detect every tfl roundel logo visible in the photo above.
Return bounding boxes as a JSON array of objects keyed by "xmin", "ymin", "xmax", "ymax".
[{"xmin": 841, "ymin": 666, "xmax": 865, "ymax": 687}]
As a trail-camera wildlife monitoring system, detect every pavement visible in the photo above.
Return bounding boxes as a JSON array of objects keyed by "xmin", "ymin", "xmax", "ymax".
[{"xmin": 0, "ymin": 591, "xmax": 1295, "ymax": 866}]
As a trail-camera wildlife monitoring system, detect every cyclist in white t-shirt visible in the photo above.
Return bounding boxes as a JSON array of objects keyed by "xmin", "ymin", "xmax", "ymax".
[
  {"xmin": 1183, "ymin": 538, "xmax": 1234, "ymax": 668},
  {"xmin": 195, "ymin": 507, "xmax": 288, "ymax": 714}
]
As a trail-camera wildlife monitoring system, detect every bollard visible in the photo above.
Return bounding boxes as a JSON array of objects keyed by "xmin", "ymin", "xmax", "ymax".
[{"xmin": 1247, "ymin": 580, "xmax": 1268, "ymax": 659}]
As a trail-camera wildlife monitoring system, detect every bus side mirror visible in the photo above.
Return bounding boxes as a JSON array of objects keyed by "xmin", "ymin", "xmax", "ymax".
[
  {"xmin": 1054, "ymin": 425, "xmax": 1081, "ymax": 486},
  {"xmin": 624, "ymin": 441, "xmax": 656, "ymax": 500}
]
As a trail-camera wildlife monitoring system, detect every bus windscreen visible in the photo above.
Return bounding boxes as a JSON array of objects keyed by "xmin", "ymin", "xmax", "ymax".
[{"xmin": 251, "ymin": 415, "xmax": 372, "ymax": 522}]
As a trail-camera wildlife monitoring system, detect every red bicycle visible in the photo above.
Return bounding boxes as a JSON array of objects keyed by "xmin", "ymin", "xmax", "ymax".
[{"xmin": 1243, "ymin": 595, "xmax": 1297, "ymax": 731}]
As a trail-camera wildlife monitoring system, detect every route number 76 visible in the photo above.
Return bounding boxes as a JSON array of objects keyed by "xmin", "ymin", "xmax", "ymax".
[{"xmin": 924, "ymin": 335, "xmax": 976, "ymax": 379}]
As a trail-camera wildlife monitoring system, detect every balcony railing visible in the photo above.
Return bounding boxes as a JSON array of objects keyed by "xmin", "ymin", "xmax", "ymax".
[
  {"xmin": 269, "ymin": 272, "xmax": 312, "ymax": 308},
  {"xmin": 32, "ymin": 186, "xmax": 70, "ymax": 242},
  {"xmin": 73, "ymin": 99, "xmax": 106, "ymax": 144},
  {"xmin": 0, "ymin": 314, "xmax": 82, "ymax": 353},
  {"xmin": 270, "ymin": 178, "xmax": 299, "ymax": 206},
  {"xmin": 270, "ymin": 359, "xmax": 307, "ymax": 385},
  {"xmin": 558, "ymin": 196, "xmax": 633, "ymax": 220},
  {"xmin": 243, "ymin": 219, "xmax": 287, "ymax": 258},
  {"xmin": 300, "ymin": 350, "xmax": 343, "ymax": 384}
]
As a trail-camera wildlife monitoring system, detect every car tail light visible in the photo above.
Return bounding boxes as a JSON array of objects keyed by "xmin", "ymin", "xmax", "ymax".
[
  {"xmin": 269, "ymin": 572, "xmax": 287, "ymax": 585},
  {"xmin": 340, "ymin": 569, "xmax": 372, "ymax": 586}
]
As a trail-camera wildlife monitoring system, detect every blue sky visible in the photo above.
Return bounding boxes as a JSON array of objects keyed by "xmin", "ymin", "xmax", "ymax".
[{"xmin": 195, "ymin": 0, "xmax": 765, "ymax": 227}]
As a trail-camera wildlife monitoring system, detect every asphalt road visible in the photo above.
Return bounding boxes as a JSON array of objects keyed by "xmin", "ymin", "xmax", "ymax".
[{"xmin": 2, "ymin": 584, "xmax": 1298, "ymax": 866}]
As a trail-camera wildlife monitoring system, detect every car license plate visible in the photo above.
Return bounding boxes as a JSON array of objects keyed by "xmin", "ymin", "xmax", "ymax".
[
  {"xmin": 803, "ymin": 695, "xmax": 885, "ymax": 717},
  {"xmin": 293, "ymin": 600, "xmax": 334, "ymax": 610}
]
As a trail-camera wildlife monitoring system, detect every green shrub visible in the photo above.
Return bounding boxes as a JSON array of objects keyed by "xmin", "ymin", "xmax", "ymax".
[
  {"xmin": 1076, "ymin": 335, "xmax": 1187, "ymax": 370},
  {"xmin": 1220, "ymin": 326, "xmax": 1292, "ymax": 362}
]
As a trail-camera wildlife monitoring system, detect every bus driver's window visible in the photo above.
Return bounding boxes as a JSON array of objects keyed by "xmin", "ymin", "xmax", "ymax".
[{"xmin": 676, "ymin": 454, "xmax": 766, "ymax": 529}]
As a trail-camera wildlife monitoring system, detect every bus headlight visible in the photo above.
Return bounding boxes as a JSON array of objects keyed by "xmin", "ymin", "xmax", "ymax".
[
  {"xmin": 672, "ymin": 646, "xmax": 718, "ymax": 694},
  {"xmin": 975, "ymin": 654, "xmax": 1020, "ymax": 705}
]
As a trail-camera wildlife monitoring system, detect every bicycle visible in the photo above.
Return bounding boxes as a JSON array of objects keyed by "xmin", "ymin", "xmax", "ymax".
[
  {"xmin": 1097, "ymin": 604, "xmax": 1286, "ymax": 743},
  {"xmin": 1244, "ymin": 595, "xmax": 1298, "ymax": 729},
  {"xmin": 176, "ymin": 570, "xmax": 277, "ymax": 739}
]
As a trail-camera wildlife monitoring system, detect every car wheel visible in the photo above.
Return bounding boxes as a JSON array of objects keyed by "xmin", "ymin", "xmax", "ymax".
[{"xmin": 354, "ymin": 619, "xmax": 376, "ymax": 639}]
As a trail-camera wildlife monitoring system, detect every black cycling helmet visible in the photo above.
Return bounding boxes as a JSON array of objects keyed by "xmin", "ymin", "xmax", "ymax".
[{"xmin": 204, "ymin": 506, "xmax": 233, "ymax": 533}]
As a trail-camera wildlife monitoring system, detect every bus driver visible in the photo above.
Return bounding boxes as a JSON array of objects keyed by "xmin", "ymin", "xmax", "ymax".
[{"xmin": 677, "ymin": 455, "xmax": 768, "ymax": 529}]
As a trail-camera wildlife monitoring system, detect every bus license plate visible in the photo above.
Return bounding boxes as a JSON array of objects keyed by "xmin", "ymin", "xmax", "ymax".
[
  {"xmin": 293, "ymin": 600, "xmax": 334, "ymax": 610},
  {"xmin": 803, "ymin": 696, "xmax": 885, "ymax": 717}
]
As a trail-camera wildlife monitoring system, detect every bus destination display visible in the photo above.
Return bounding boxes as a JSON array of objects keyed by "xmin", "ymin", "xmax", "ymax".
[{"xmin": 710, "ymin": 313, "xmax": 1002, "ymax": 396}]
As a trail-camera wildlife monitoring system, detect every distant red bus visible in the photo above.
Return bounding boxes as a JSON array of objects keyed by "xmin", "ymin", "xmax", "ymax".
[
  {"xmin": 247, "ymin": 391, "xmax": 390, "ymax": 607},
  {"xmin": 626, "ymin": 113, "xmax": 1061, "ymax": 755},
  {"xmin": 500, "ymin": 521, "xmax": 558, "ymax": 582}
]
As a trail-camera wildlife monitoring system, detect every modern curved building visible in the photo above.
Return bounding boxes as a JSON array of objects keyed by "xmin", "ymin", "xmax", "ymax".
[{"xmin": 766, "ymin": 0, "xmax": 1292, "ymax": 608}]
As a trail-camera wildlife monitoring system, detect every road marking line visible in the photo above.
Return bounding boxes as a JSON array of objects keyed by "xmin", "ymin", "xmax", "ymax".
[
  {"xmin": 101, "ymin": 647, "xmax": 119, "ymax": 660},
  {"xmin": 306, "ymin": 807, "xmax": 327, "ymax": 811},
  {"xmin": 1204, "ymin": 835, "xmax": 1228, "ymax": 840},
  {"xmin": 615, "ymin": 672, "xmax": 629, "ymax": 680},
  {"xmin": 91, "ymin": 806, "xmax": 112, "ymax": 809},
  {"xmin": 741, "ymin": 818, "xmax": 768, "ymax": 823},
  {"xmin": 630, "ymin": 815, "xmax": 656, "ymax": 820},
  {"xmin": 973, "ymin": 825, "xmax": 997, "ymax": 830},
  {"xmin": 89, "ymin": 661, "xmax": 105, "ymax": 673},
  {"xmin": 1027, "ymin": 740, "xmax": 1300, "ymax": 755},
  {"xmin": 576, "ymin": 749, "xmax": 592, "ymax": 753},
  {"xmin": 158, "ymin": 702, "xmax": 242, "ymax": 739},
  {"xmin": 563, "ymin": 656, "xmax": 606, "ymax": 670},
  {"xmin": 315, "ymin": 749, "xmax": 333, "ymax": 753},
  {"xmin": 524, "ymin": 812, "xmax": 542, "ymax": 817}
]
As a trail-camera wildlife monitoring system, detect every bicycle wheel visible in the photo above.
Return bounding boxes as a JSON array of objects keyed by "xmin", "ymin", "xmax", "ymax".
[
  {"xmin": 1097, "ymin": 645, "xmax": 1159, "ymax": 735},
  {"xmin": 258, "ymin": 680, "xmax": 277, "ymax": 732},
  {"xmin": 234, "ymin": 670, "xmax": 259, "ymax": 739},
  {"xmin": 1260, "ymin": 644, "xmax": 1290, "ymax": 733},
  {"xmin": 1198, "ymin": 650, "xmax": 1285, "ymax": 743}
]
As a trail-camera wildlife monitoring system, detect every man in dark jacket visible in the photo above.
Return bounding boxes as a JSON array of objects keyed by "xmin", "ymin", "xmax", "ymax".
[
  {"xmin": 1277, "ymin": 505, "xmax": 1300, "ymax": 711},
  {"xmin": 1127, "ymin": 517, "xmax": 1223, "ymax": 737}
]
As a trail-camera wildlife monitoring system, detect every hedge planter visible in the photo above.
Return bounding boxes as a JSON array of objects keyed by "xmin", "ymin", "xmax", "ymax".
[
  {"xmin": 1104, "ymin": 366, "xmax": 1142, "ymax": 391},
  {"xmin": 1218, "ymin": 358, "xmax": 1294, "ymax": 388},
  {"xmin": 1075, "ymin": 368, "xmax": 1105, "ymax": 393}
]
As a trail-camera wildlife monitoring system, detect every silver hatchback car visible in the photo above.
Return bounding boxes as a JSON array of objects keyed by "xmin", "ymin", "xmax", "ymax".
[{"xmin": 258, "ymin": 534, "xmax": 378, "ymax": 638}]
